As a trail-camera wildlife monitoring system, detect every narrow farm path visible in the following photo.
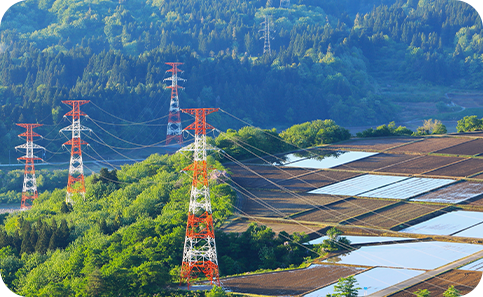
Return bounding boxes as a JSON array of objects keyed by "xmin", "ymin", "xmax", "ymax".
[{"xmin": 369, "ymin": 249, "xmax": 483, "ymax": 296}]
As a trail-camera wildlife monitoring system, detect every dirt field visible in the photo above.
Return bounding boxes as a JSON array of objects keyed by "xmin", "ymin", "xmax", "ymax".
[
  {"xmin": 423, "ymin": 158, "xmax": 483, "ymax": 177},
  {"xmin": 294, "ymin": 198, "xmax": 397, "ymax": 224},
  {"xmin": 388, "ymin": 137, "xmax": 473, "ymax": 154},
  {"xmin": 227, "ymin": 163, "xmax": 361, "ymax": 191},
  {"xmin": 413, "ymin": 182, "xmax": 483, "ymax": 204},
  {"xmin": 239, "ymin": 190, "xmax": 344, "ymax": 217},
  {"xmin": 377, "ymin": 155, "xmax": 463, "ymax": 175},
  {"xmin": 434, "ymin": 138, "xmax": 483, "ymax": 156},
  {"xmin": 327, "ymin": 137, "xmax": 419, "ymax": 152},
  {"xmin": 388, "ymin": 269, "xmax": 482, "ymax": 297},
  {"xmin": 221, "ymin": 219, "xmax": 325, "ymax": 236},
  {"xmin": 350, "ymin": 203, "xmax": 447, "ymax": 229},
  {"xmin": 333, "ymin": 153, "xmax": 419, "ymax": 172},
  {"xmin": 221, "ymin": 264, "xmax": 367, "ymax": 296}
]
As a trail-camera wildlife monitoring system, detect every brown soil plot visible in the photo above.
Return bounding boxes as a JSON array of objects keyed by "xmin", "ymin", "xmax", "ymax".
[
  {"xmin": 413, "ymin": 182, "xmax": 483, "ymax": 204},
  {"xmin": 240, "ymin": 190, "xmax": 344, "ymax": 217},
  {"xmin": 295, "ymin": 198, "xmax": 397, "ymax": 224},
  {"xmin": 423, "ymin": 158, "xmax": 483, "ymax": 177},
  {"xmin": 222, "ymin": 220, "xmax": 325, "ymax": 235},
  {"xmin": 388, "ymin": 137, "xmax": 473, "ymax": 154},
  {"xmin": 388, "ymin": 269, "xmax": 482, "ymax": 297},
  {"xmin": 350, "ymin": 203, "xmax": 446, "ymax": 229},
  {"xmin": 333, "ymin": 154, "xmax": 419, "ymax": 172},
  {"xmin": 434, "ymin": 138, "xmax": 483, "ymax": 156},
  {"xmin": 328, "ymin": 137, "xmax": 419, "ymax": 152},
  {"xmin": 228, "ymin": 163, "xmax": 361, "ymax": 191},
  {"xmin": 377, "ymin": 155, "xmax": 463, "ymax": 175},
  {"xmin": 221, "ymin": 264, "xmax": 367, "ymax": 296}
]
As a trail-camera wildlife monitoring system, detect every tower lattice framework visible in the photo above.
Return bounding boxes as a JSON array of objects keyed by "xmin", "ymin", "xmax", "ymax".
[
  {"xmin": 165, "ymin": 62, "xmax": 185, "ymax": 145},
  {"xmin": 259, "ymin": 15, "xmax": 275, "ymax": 56},
  {"xmin": 15, "ymin": 124, "xmax": 44, "ymax": 210},
  {"xmin": 179, "ymin": 108, "xmax": 221, "ymax": 288},
  {"xmin": 60, "ymin": 100, "xmax": 92, "ymax": 204}
]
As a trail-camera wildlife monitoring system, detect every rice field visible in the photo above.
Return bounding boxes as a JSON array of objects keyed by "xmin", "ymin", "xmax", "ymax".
[
  {"xmin": 412, "ymin": 182, "xmax": 483, "ymax": 204},
  {"xmin": 308, "ymin": 174, "xmax": 408, "ymax": 196},
  {"xmin": 423, "ymin": 158, "xmax": 483, "ymax": 177},
  {"xmin": 388, "ymin": 137, "xmax": 473, "ymax": 154},
  {"xmin": 360, "ymin": 177, "xmax": 455, "ymax": 199},
  {"xmin": 400, "ymin": 211, "xmax": 483, "ymax": 236}
]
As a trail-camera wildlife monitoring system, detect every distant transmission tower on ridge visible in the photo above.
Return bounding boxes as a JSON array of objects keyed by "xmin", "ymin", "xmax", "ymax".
[
  {"xmin": 280, "ymin": 0, "xmax": 290, "ymax": 8},
  {"xmin": 179, "ymin": 108, "xmax": 221, "ymax": 288},
  {"xmin": 164, "ymin": 62, "xmax": 185, "ymax": 145},
  {"xmin": 60, "ymin": 100, "xmax": 91, "ymax": 204},
  {"xmin": 259, "ymin": 15, "xmax": 275, "ymax": 56},
  {"xmin": 15, "ymin": 124, "xmax": 45, "ymax": 210}
]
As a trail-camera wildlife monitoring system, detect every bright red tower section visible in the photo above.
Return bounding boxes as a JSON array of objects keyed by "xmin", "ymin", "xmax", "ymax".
[
  {"xmin": 60, "ymin": 100, "xmax": 91, "ymax": 203},
  {"xmin": 15, "ymin": 124, "xmax": 44, "ymax": 209},
  {"xmin": 164, "ymin": 62, "xmax": 185, "ymax": 145},
  {"xmin": 180, "ymin": 108, "xmax": 221, "ymax": 288}
]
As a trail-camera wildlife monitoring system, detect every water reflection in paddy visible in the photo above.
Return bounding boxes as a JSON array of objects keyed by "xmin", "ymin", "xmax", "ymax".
[{"xmin": 322, "ymin": 241, "xmax": 483, "ymax": 270}]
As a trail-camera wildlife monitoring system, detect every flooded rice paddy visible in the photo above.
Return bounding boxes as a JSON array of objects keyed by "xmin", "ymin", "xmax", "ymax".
[{"xmin": 400, "ymin": 211, "xmax": 483, "ymax": 236}]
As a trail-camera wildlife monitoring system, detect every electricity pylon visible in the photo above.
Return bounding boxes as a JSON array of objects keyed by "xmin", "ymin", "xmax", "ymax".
[
  {"xmin": 60, "ymin": 100, "xmax": 91, "ymax": 204},
  {"xmin": 15, "ymin": 124, "xmax": 45, "ymax": 210},
  {"xmin": 165, "ymin": 62, "xmax": 185, "ymax": 145},
  {"xmin": 179, "ymin": 108, "xmax": 221, "ymax": 288},
  {"xmin": 259, "ymin": 15, "xmax": 275, "ymax": 56}
]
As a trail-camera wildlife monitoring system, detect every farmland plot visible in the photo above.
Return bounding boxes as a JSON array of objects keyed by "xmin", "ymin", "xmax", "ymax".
[
  {"xmin": 453, "ymin": 222, "xmax": 483, "ymax": 238},
  {"xmin": 388, "ymin": 137, "xmax": 473, "ymax": 154},
  {"xmin": 295, "ymin": 198, "xmax": 397, "ymax": 224},
  {"xmin": 400, "ymin": 211, "xmax": 483, "ymax": 235},
  {"xmin": 350, "ymin": 203, "xmax": 446, "ymax": 229},
  {"xmin": 332, "ymin": 153, "xmax": 418, "ymax": 172},
  {"xmin": 305, "ymin": 267, "xmax": 424, "ymax": 297},
  {"xmin": 423, "ymin": 158, "xmax": 483, "ymax": 177},
  {"xmin": 308, "ymin": 235, "xmax": 413, "ymax": 245},
  {"xmin": 459, "ymin": 258, "xmax": 483, "ymax": 271},
  {"xmin": 221, "ymin": 264, "xmax": 366, "ymax": 296},
  {"xmin": 377, "ymin": 155, "xmax": 463, "ymax": 175},
  {"xmin": 276, "ymin": 170, "xmax": 362, "ymax": 191},
  {"xmin": 412, "ymin": 182, "xmax": 483, "ymax": 204},
  {"xmin": 308, "ymin": 174, "xmax": 408, "ymax": 196},
  {"xmin": 389, "ymin": 269, "xmax": 482, "ymax": 297},
  {"xmin": 322, "ymin": 241, "xmax": 483, "ymax": 270},
  {"xmin": 222, "ymin": 220, "xmax": 324, "ymax": 235},
  {"xmin": 328, "ymin": 137, "xmax": 419, "ymax": 152},
  {"xmin": 283, "ymin": 151, "xmax": 378, "ymax": 169},
  {"xmin": 360, "ymin": 177, "xmax": 455, "ymax": 199},
  {"xmin": 433, "ymin": 138, "xmax": 483, "ymax": 156},
  {"xmin": 240, "ymin": 190, "xmax": 343, "ymax": 217}
]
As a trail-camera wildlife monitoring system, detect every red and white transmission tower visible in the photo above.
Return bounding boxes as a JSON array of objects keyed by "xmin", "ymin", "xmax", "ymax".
[
  {"xmin": 164, "ymin": 62, "xmax": 185, "ymax": 145},
  {"xmin": 60, "ymin": 100, "xmax": 91, "ymax": 204},
  {"xmin": 15, "ymin": 124, "xmax": 45, "ymax": 209},
  {"xmin": 179, "ymin": 108, "xmax": 221, "ymax": 288}
]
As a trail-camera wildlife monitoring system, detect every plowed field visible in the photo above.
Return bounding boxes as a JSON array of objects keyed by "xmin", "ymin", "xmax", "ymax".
[
  {"xmin": 388, "ymin": 137, "xmax": 472, "ymax": 154},
  {"xmin": 295, "ymin": 198, "xmax": 397, "ymax": 224},
  {"xmin": 240, "ymin": 190, "xmax": 344, "ymax": 217},
  {"xmin": 222, "ymin": 220, "xmax": 325, "ymax": 235},
  {"xmin": 227, "ymin": 163, "xmax": 361, "ymax": 191},
  {"xmin": 328, "ymin": 137, "xmax": 419, "ymax": 152},
  {"xmin": 423, "ymin": 158, "xmax": 483, "ymax": 177},
  {"xmin": 221, "ymin": 264, "xmax": 367, "ymax": 296},
  {"xmin": 333, "ymin": 154, "xmax": 419, "ymax": 172},
  {"xmin": 388, "ymin": 269, "xmax": 482, "ymax": 297},
  {"xmin": 434, "ymin": 138, "xmax": 483, "ymax": 156},
  {"xmin": 350, "ymin": 203, "xmax": 446, "ymax": 229},
  {"xmin": 377, "ymin": 155, "xmax": 463, "ymax": 174}
]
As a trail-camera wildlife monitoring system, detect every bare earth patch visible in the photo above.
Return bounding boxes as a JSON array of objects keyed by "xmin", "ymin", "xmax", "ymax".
[
  {"xmin": 388, "ymin": 137, "xmax": 472, "ymax": 154},
  {"xmin": 333, "ymin": 154, "xmax": 419, "ymax": 172},
  {"xmin": 434, "ymin": 138, "xmax": 483, "ymax": 156},
  {"xmin": 328, "ymin": 137, "xmax": 419, "ymax": 152},
  {"xmin": 222, "ymin": 264, "xmax": 367, "ymax": 296},
  {"xmin": 377, "ymin": 155, "xmax": 463, "ymax": 175},
  {"xmin": 388, "ymin": 269, "xmax": 482, "ymax": 297},
  {"xmin": 423, "ymin": 158, "xmax": 483, "ymax": 177}
]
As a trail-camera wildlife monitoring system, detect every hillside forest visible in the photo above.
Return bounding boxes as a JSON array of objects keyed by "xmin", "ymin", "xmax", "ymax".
[{"xmin": 0, "ymin": 0, "xmax": 481, "ymax": 163}]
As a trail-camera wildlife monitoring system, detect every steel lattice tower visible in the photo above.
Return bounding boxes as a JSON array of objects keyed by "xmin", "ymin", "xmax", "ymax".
[
  {"xmin": 165, "ymin": 62, "xmax": 185, "ymax": 145},
  {"xmin": 15, "ymin": 124, "xmax": 45, "ymax": 210},
  {"xmin": 259, "ymin": 15, "xmax": 275, "ymax": 56},
  {"xmin": 60, "ymin": 100, "xmax": 92, "ymax": 204},
  {"xmin": 179, "ymin": 108, "xmax": 220, "ymax": 288}
]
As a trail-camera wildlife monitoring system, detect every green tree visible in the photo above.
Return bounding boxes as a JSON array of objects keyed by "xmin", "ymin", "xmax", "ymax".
[
  {"xmin": 443, "ymin": 285, "xmax": 461, "ymax": 297},
  {"xmin": 414, "ymin": 288, "xmax": 431, "ymax": 297},
  {"xmin": 327, "ymin": 275, "xmax": 361, "ymax": 297},
  {"xmin": 206, "ymin": 285, "xmax": 228, "ymax": 297},
  {"xmin": 456, "ymin": 115, "xmax": 483, "ymax": 132}
]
